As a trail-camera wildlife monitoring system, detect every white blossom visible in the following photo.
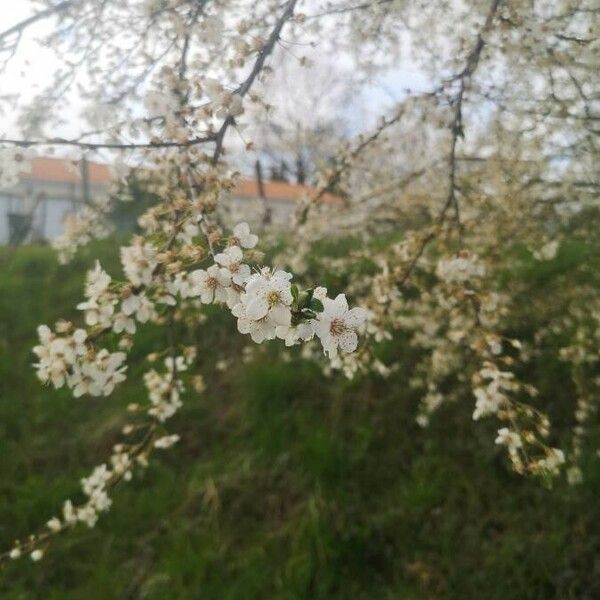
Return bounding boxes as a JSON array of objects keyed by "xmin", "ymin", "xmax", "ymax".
[
  {"xmin": 214, "ymin": 246, "xmax": 251, "ymax": 285},
  {"xmin": 30, "ymin": 549, "xmax": 44, "ymax": 562},
  {"xmin": 495, "ymin": 428, "xmax": 522, "ymax": 450},
  {"xmin": 231, "ymin": 268, "xmax": 294, "ymax": 343},
  {"xmin": 154, "ymin": 434, "xmax": 180, "ymax": 449},
  {"xmin": 314, "ymin": 294, "xmax": 368, "ymax": 358},
  {"xmin": 47, "ymin": 517, "xmax": 62, "ymax": 532},
  {"xmin": 188, "ymin": 265, "xmax": 231, "ymax": 303},
  {"xmin": 533, "ymin": 240, "xmax": 559, "ymax": 261},
  {"xmin": 436, "ymin": 255, "xmax": 485, "ymax": 284},
  {"xmin": 121, "ymin": 291, "xmax": 156, "ymax": 323},
  {"xmin": 85, "ymin": 261, "xmax": 112, "ymax": 299},
  {"xmin": 232, "ymin": 222, "xmax": 258, "ymax": 249},
  {"xmin": 121, "ymin": 241, "xmax": 158, "ymax": 287}
]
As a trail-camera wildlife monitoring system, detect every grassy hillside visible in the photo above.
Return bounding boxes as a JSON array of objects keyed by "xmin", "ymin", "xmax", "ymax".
[{"xmin": 0, "ymin": 240, "xmax": 599, "ymax": 599}]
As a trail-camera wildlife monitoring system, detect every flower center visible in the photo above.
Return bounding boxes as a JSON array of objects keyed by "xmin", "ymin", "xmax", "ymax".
[
  {"xmin": 330, "ymin": 318, "xmax": 346, "ymax": 336},
  {"xmin": 267, "ymin": 290, "xmax": 280, "ymax": 306}
]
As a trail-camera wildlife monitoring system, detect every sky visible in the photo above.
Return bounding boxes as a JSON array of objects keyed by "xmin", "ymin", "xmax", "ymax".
[{"xmin": 0, "ymin": 2, "xmax": 433, "ymax": 169}]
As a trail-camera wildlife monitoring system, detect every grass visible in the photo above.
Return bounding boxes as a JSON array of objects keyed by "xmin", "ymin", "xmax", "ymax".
[{"xmin": 0, "ymin": 239, "xmax": 598, "ymax": 599}]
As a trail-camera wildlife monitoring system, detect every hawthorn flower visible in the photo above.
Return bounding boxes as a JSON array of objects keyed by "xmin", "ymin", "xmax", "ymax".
[
  {"xmin": 47, "ymin": 517, "xmax": 62, "ymax": 532},
  {"xmin": 244, "ymin": 268, "xmax": 293, "ymax": 323},
  {"xmin": 176, "ymin": 222, "xmax": 200, "ymax": 244},
  {"xmin": 73, "ymin": 462, "xmax": 115, "ymax": 528},
  {"xmin": 67, "ymin": 364, "xmax": 96, "ymax": 397},
  {"xmin": 121, "ymin": 241, "xmax": 158, "ymax": 286},
  {"xmin": 77, "ymin": 296, "xmax": 115, "ymax": 328},
  {"xmin": 50, "ymin": 192, "xmax": 112, "ymax": 264},
  {"xmin": 154, "ymin": 434, "xmax": 180, "ymax": 449},
  {"xmin": 110, "ymin": 452, "xmax": 132, "ymax": 479},
  {"xmin": 81, "ymin": 464, "xmax": 111, "ymax": 497},
  {"xmin": 121, "ymin": 291, "xmax": 155, "ymax": 323},
  {"xmin": 85, "ymin": 261, "xmax": 111, "ymax": 299},
  {"xmin": 214, "ymin": 246, "xmax": 251, "ymax": 285},
  {"xmin": 495, "ymin": 428, "xmax": 522, "ymax": 450},
  {"xmin": 62, "ymin": 500, "xmax": 77, "ymax": 525},
  {"xmin": 165, "ymin": 356, "xmax": 187, "ymax": 373},
  {"xmin": 231, "ymin": 301, "xmax": 278, "ymax": 343},
  {"xmin": 188, "ymin": 264, "xmax": 231, "ymax": 303},
  {"xmin": 541, "ymin": 448, "xmax": 565, "ymax": 473},
  {"xmin": 231, "ymin": 269, "xmax": 295, "ymax": 343},
  {"xmin": 93, "ymin": 350, "xmax": 127, "ymax": 396},
  {"xmin": 225, "ymin": 285, "xmax": 244, "ymax": 310},
  {"xmin": 68, "ymin": 350, "xmax": 127, "ymax": 397},
  {"xmin": 314, "ymin": 294, "xmax": 368, "ymax": 358},
  {"xmin": 144, "ymin": 369, "xmax": 183, "ymax": 422},
  {"xmin": 472, "ymin": 364, "xmax": 514, "ymax": 420},
  {"xmin": 112, "ymin": 312, "xmax": 136, "ymax": 335},
  {"xmin": 232, "ymin": 222, "xmax": 258, "ymax": 249},
  {"xmin": 436, "ymin": 254, "xmax": 485, "ymax": 284},
  {"xmin": 533, "ymin": 240, "xmax": 559, "ymax": 261},
  {"xmin": 33, "ymin": 327, "xmax": 88, "ymax": 388}
]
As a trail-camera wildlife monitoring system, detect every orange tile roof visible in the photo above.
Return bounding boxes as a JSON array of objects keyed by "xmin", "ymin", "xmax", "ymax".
[
  {"xmin": 23, "ymin": 156, "xmax": 112, "ymax": 185},
  {"xmin": 233, "ymin": 178, "xmax": 341, "ymax": 205},
  {"xmin": 21, "ymin": 157, "xmax": 342, "ymax": 205}
]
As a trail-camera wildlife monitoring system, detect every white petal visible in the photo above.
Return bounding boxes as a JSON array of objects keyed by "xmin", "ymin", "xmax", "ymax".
[
  {"xmin": 346, "ymin": 307, "xmax": 368, "ymax": 329},
  {"xmin": 269, "ymin": 304, "xmax": 291, "ymax": 327},
  {"xmin": 234, "ymin": 222, "xmax": 250, "ymax": 237},
  {"xmin": 338, "ymin": 330, "xmax": 358, "ymax": 353},
  {"xmin": 245, "ymin": 297, "xmax": 269, "ymax": 320}
]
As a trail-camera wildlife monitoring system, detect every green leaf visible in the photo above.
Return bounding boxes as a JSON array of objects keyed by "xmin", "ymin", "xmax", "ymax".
[
  {"xmin": 310, "ymin": 298, "xmax": 324, "ymax": 312},
  {"xmin": 291, "ymin": 284, "xmax": 299, "ymax": 303}
]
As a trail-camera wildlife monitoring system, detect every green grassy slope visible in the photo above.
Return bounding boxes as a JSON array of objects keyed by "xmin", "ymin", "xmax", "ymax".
[{"xmin": 0, "ymin": 241, "xmax": 598, "ymax": 599}]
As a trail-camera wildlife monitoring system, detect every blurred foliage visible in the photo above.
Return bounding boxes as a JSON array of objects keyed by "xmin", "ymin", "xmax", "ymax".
[{"xmin": 0, "ymin": 238, "xmax": 599, "ymax": 599}]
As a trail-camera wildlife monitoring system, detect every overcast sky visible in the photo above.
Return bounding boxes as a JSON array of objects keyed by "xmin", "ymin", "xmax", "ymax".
[{"xmin": 1, "ymin": 2, "xmax": 432, "ymax": 168}]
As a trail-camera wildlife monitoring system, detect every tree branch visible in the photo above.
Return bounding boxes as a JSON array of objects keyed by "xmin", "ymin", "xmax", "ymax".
[{"xmin": 397, "ymin": 0, "xmax": 502, "ymax": 288}]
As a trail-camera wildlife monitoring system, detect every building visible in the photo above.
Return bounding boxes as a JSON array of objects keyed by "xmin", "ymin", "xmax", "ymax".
[
  {"xmin": 0, "ymin": 157, "xmax": 113, "ymax": 244},
  {"xmin": 0, "ymin": 156, "xmax": 340, "ymax": 244}
]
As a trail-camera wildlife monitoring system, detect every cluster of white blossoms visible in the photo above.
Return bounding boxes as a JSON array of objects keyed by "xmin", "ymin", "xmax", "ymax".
[
  {"xmin": 4, "ymin": 0, "xmax": 596, "ymax": 568},
  {"xmin": 495, "ymin": 427, "xmax": 523, "ymax": 453},
  {"xmin": 9, "ymin": 350, "xmax": 194, "ymax": 561},
  {"xmin": 535, "ymin": 448, "xmax": 566, "ymax": 476},
  {"xmin": 33, "ymin": 324, "xmax": 127, "ymax": 398},
  {"xmin": 231, "ymin": 270, "xmax": 368, "ymax": 356},
  {"xmin": 35, "ymin": 220, "xmax": 368, "ymax": 408},
  {"xmin": 204, "ymin": 78, "xmax": 245, "ymax": 119},
  {"xmin": 134, "ymin": 220, "xmax": 370, "ymax": 360},
  {"xmin": 53, "ymin": 197, "xmax": 114, "ymax": 264},
  {"xmin": 472, "ymin": 362, "xmax": 516, "ymax": 421},
  {"xmin": 474, "ymin": 360, "xmax": 566, "ymax": 477},
  {"xmin": 121, "ymin": 239, "xmax": 159, "ymax": 287},
  {"xmin": 533, "ymin": 240, "xmax": 559, "ymax": 261},
  {"xmin": 436, "ymin": 253, "xmax": 486, "ymax": 284},
  {"xmin": 15, "ymin": 214, "xmax": 368, "ymax": 560},
  {"xmin": 144, "ymin": 359, "xmax": 185, "ymax": 423},
  {"xmin": 8, "ymin": 446, "xmax": 134, "ymax": 561}
]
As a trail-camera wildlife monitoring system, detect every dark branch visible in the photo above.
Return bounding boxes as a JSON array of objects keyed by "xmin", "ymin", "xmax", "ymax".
[
  {"xmin": 397, "ymin": 0, "xmax": 502, "ymax": 288},
  {"xmin": 0, "ymin": 1, "xmax": 74, "ymax": 44},
  {"xmin": 211, "ymin": 0, "xmax": 299, "ymax": 165}
]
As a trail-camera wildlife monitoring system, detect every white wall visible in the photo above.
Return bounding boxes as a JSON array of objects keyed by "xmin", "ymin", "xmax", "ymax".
[{"xmin": 0, "ymin": 184, "xmax": 297, "ymax": 244}]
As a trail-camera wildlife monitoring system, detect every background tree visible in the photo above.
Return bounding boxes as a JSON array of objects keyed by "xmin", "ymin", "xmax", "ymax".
[{"xmin": 0, "ymin": 0, "xmax": 597, "ymax": 580}]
